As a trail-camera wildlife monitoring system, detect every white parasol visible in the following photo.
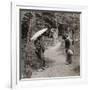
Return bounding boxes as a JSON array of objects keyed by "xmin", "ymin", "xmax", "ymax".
[{"xmin": 31, "ymin": 28, "xmax": 48, "ymax": 41}]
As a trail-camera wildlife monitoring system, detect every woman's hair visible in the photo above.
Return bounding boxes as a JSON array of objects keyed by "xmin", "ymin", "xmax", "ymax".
[
  {"xmin": 34, "ymin": 35, "xmax": 42, "ymax": 45},
  {"xmin": 62, "ymin": 35, "xmax": 66, "ymax": 40}
]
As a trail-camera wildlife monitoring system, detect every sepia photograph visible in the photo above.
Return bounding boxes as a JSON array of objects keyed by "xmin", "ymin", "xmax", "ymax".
[{"xmin": 19, "ymin": 9, "xmax": 81, "ymax": 79}]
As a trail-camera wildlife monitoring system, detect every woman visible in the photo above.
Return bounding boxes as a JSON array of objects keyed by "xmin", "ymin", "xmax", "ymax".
[{"xmin": 34, "ymin": 35, "xmax": 46, "ymax": 70}]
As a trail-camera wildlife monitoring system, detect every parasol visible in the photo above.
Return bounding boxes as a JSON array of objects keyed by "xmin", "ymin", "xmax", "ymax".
[{"xmin": 31, "ymin": 28, "xmax": 48, "ymax": 41}]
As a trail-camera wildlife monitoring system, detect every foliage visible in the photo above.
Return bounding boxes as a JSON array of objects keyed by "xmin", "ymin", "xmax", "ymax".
[{"xmin": 20, "ymin": 10, "xmax": 80, "ymax": 79}]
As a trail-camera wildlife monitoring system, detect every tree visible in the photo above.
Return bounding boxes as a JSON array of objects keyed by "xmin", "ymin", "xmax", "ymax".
[{"xmin": 21, "ymin": 11, "xmax": 33, "ymax": 40}]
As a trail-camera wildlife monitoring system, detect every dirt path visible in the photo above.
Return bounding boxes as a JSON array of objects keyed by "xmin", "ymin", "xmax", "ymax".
[{"xmin": 31, "ymin": 41, "xmax": 79, "ymax": 78}]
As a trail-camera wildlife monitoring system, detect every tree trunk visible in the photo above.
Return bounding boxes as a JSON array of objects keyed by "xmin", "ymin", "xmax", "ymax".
[{"xmin": 26, "ymin": 12, "xmax": 36, "ymax": 45}]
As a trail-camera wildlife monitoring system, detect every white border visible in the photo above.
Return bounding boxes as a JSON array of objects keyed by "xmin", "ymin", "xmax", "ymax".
[{"xmin": 11, "ymin": 2, "xmax": 88, "ymax": 88}]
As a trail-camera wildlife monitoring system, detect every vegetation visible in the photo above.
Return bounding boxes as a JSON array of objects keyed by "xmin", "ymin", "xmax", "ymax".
[{"xmin": 20, "ymin": 9, "xmax": 80, "ymax": 79}]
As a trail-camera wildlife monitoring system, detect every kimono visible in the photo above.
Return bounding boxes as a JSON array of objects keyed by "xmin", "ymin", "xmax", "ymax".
[
  {"xmin": 65, "ymin": 38, "xmax": 70, "ymax": 53},
  {"xmin": 34, "ymin": 37, "xmax": 45, "ymax": 67}
]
